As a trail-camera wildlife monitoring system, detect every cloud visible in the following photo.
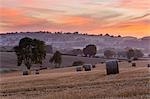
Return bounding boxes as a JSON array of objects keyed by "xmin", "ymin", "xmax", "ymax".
[
  {"xmin": 89, "ymin": 20, "xmax": 150, "ymax": 37},
  {"xmin": 129, "ymin": 13, "xmax": 150, "ymax": 21},
  {"xmin": 118, "ymin": 0, "xmax": 150, "ymax": 10},
  {"xmin": 22, "ymin": 7, "xmax": 65, "ymax": 14},
  {"xmin": 0, "ymin": 7, "xmax": 52, "ymax": 31},
  {"xmin": 0, "ymin": 0, "xmax": 150, "ymax": 37}
]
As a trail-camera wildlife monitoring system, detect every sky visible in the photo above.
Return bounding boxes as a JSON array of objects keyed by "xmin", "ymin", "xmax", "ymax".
[{"xmin": 0, "ymin": 0, "xmax": 150, "ymax": 37}]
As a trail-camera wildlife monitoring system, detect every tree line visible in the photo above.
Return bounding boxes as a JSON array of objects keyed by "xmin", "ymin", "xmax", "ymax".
[{"xmin": 2, "ymin": 31, "xmax": 122, "ymax": 38}]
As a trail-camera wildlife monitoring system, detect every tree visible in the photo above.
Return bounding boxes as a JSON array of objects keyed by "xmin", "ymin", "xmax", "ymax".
[
  {"xmin": 104, "ymin": 50, "xmax": 116, "ymax": 58},
  {"xmin": 83, "ymin": 47, "xmax": 88, "ymax": 57},
  {"xmin": 50, "ymin": 51, "xmax": 62, "ymax": 68},
  {"xmin": 14, "ymin": 37, "xmax": 46, "ymax": 71},
  {"xmin": 118, "ymin": 35, "xmax": 121, "ymax": 37},
  {"xmin": 99, "ymin": 34, "xmax": 103, "ymax": 36},
  {"xmin": 31, "ymin": 39, "xmax": 46, "ymax": 64},
  {"xmin": 83, "ymin": 44, "xmax": 97, "ymax": 57},
  {"xmin": 126, "ymin": 48, "xmax": 144, "ymax": 60},
  {"xmin": 133, "ymin": 49, "xmax": 144, "ymax": 59},
  {"xmin": 105, "ymin": 33, "xmax": 110, "ymax": 36},
  {"xmin": 126, "ymin": 49, "xmax": 135, "ymax": 59}
]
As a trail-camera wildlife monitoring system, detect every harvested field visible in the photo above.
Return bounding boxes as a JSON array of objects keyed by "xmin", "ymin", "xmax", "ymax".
[
  {"xmin": 0, "ymin": 52, "xmax": 104, "ymax": 69},
  {"xmin": 0, "ymin": 60, "xmax": 150, "ymax": 99}
]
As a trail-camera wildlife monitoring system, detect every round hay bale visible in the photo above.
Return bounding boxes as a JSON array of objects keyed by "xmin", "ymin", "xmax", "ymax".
[
  {"xmin": 35, "ymin": 70, "xmax": 39, "ymax": 74},
  {"xmin": 147, "ymin": 64, "xmax": 150, "ymax": 68},
  {"xmin": 23, "ymin": 71, "xmax": 28, "ymax": 75},
  {"xmin": 83, "ymin": 64, "xmax": 92, "ymax": 71},
  {"xmin": 128, "ymin": 60, "xmax": 132, "ymax": 63},
  {"xmin": 92, "ymin": 65, "xmax": 96, "ymax": 68},
  {"xmin": 132, "ymin": 63, "xmax": 136, "ymax": 67},
  {"xmin": 106, "ymin": 60, "xmax": 119, "ymax": 75},
  {"xmin": 76, "ymin": 66, "xmax": 82, "ymax": 72},
  {"xmin": 118, "ymin": 60, "xmax": 122, "ymax": 62},
  {"xmin": 101, "ymin": 62, "xmax": 104, "ymax": 64}
]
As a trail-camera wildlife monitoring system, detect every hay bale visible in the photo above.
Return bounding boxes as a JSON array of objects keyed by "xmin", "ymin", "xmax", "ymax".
[
  {"xmin": 118, "ymin": 60, "xmax": 122, "ymax": 62},
  {"xmin": 106, "ymin": 60, "xmax": 119, "ymax": 75},
  {"xmin": 128, "ymin": 60, "xmax": 132, "ymax": 63},
  {"xmin": 148, "ymin": 64, "xmax": 150, "ymax": 68},
  {"xmin": 23, "ymin": 71, "xmax": 28, "ymax": 75},
  {"xmin": 83, "ymin": 64, "xmax": 92, "ymax": 71},
  {"xmin": 92, "ymin": 64, "xmax": 96, "ymax": 68},
  {"xmin": 132, "ymin": 63, "xmax": 136, "ymax": 67},
  {"xmin": 35, "ymin": 70, "xmax": 39, "ymax": 74},
  {"xmin": 76, "ymin": 66, "xmax": 82, "ymax": 72},
  {"xmin": 101, "ymin": 62, "xmax": 104, "ymax": 64}
]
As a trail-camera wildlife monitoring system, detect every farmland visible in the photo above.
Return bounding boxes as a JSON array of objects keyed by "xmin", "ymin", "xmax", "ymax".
[
  {"xmin": 0, "ymin": 59, "xmax": 149, "ymax": 99},
  {"xmin": 0, "ymin": 52, "xmax": 103, "ymax": 69}
]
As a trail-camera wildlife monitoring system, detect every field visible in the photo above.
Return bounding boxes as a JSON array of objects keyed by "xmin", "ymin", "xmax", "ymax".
[
  {"xmin": 0, "ymin": 52, "xmax": 103, "ymax": 69},
  {"xmin": 0, "ymin": 60, "xmax": 150, "ymax": 99}
]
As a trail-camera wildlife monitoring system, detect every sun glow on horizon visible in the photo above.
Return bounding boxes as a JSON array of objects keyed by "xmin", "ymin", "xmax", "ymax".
[{"xmin": 0, "ymin": 0, "xmax": 150, "ymax": 37}]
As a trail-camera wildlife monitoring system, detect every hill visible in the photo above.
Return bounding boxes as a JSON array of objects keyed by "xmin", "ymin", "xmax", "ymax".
[{"xmin": 0, "ymin": 32, "xmax": 150, "ymax": 53}]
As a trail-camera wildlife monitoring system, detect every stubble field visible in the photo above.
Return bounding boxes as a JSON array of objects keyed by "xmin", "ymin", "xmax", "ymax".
[{"xmin": 0, "ymin": 60, "xmax": 150, "ymax": 99}]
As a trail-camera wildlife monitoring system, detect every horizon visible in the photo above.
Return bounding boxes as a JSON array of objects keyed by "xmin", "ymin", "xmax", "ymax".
[
  {"xmin": 1, "ymin": 31, "xmax": 150, "ymax": 39},
  {"xmin": 0, "ymin": 0, "xmax": 150, "ymax": 38}
]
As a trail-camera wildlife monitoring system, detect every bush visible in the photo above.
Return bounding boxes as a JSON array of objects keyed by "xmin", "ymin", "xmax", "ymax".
[
  {"xmin": 101, "ymin": 62, "xmax": 104, "ymax": 64},
  {"xmin": 133, "ymin": 57, "xmax": 138, "ymax": 60},
  {"xmin": 132, "ymin": 63, "xmax": 136, "ymax": 67},
  {"xmin": 128, "ymin": 60, "xmax": 132, "ymax": 63},
  {"xmin": 72, "ymin": 61, "xmax": 84, "ymax": 66},
  {"xmin": 83, "ymin": 44, "xmax": 97, "ymax": 57}
]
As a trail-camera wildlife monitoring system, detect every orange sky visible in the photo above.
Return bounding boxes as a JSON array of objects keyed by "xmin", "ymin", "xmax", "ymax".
[{"xmin": 0, "ymin": 0, "xmax": 150, "ymax": 37}]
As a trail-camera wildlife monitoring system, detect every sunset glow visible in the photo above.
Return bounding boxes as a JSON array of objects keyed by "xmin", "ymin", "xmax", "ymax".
[{"xmin": 0, "ymin": 0, "xmax": 150, "ymax": 37}]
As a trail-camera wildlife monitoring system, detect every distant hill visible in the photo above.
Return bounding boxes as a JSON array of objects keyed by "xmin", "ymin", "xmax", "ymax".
[{"xmin": 0, "ymin": 32, "xmax": 150, "ymax": 54}]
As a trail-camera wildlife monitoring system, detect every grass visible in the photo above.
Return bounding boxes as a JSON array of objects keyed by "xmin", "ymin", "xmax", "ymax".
[{"xmin": 0, "ymin": 60, "xmax": 150, "ymax": 99}]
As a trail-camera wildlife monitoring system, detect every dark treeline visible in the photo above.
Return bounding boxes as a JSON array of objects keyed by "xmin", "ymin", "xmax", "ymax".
[{"xmin": 0, "ymin": 31, "xmax": 122, "ymax": 38}]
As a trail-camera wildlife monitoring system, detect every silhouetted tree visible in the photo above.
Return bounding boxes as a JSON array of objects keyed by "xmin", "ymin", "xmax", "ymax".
[
  {"xmin": 31, "ymin": 39, "xmax": 46, "ymax": 64},
  {"xmin": 73, "ymin": 32, "xmax": 79, "ymax": 34},
  {"xmin": 110, "ymin": 35, "xmax": 114, "ymax": 37},
  {"xmin": 105, "ymin": 33, "xmax": 110, "ymax": 36},
  {"xmin": 83, "ymin": 44, "xmax": 97, "ymax": 57},
  {"xmin": 126, "ymin": 49, "xmax": 134, "ymax": 59},
  {"xmin": 83, "ymin": 47, "xmax": 88, "ymax": 57},
  {"xmin": 133, "ymin": 49, "xmax": 144, "ymax": 59},
  {"xmin": 118, "ymin": 35, "xmax": 121, "ymax": 37},
  {"xmin": 99, "ymin": 34, "xmax": 103, "ymax": 36},
  {"xmin": 50, "ymin": 51, "xmax": 62, "ymax": 68},
  {"xmin": 14, "ymin": 37, "xmax": 46, "ymax": 72}
]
